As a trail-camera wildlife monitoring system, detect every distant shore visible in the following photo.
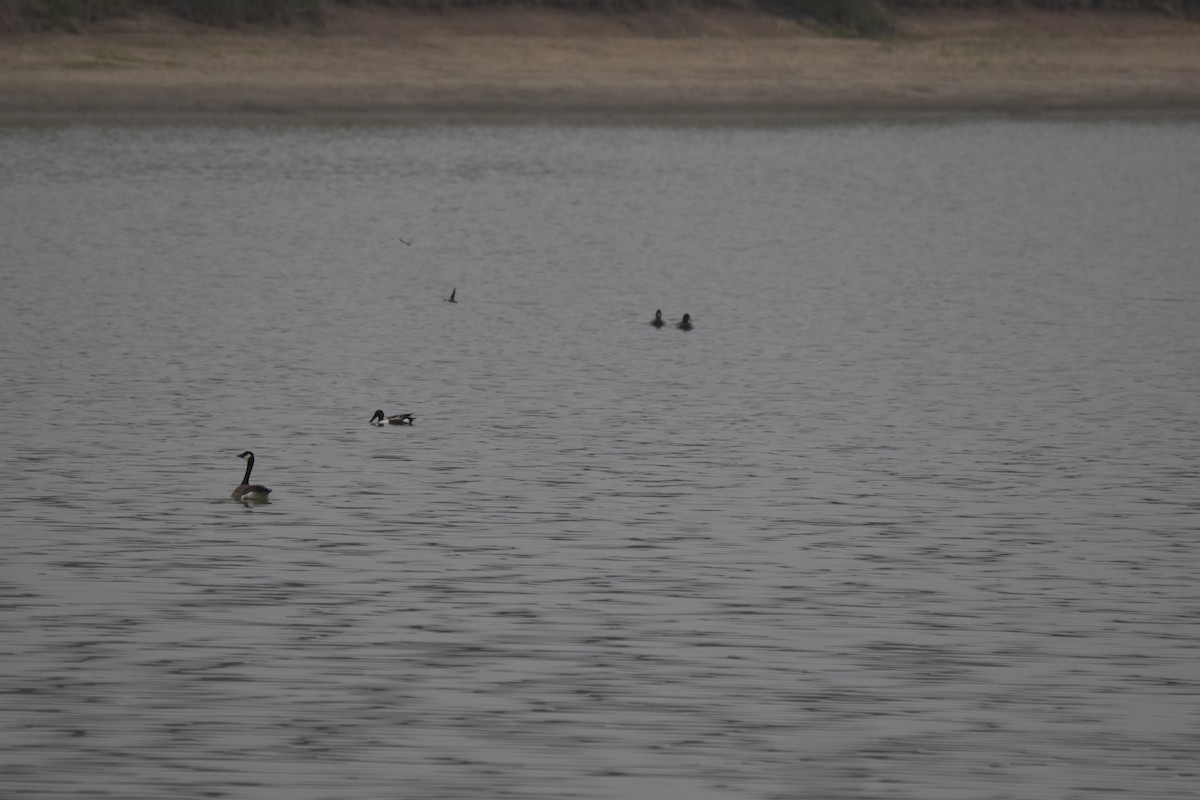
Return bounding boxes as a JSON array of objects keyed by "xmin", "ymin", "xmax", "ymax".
[{"xmin": 2, "ymin": 6, "xmax": 1198, "ymax": 119}]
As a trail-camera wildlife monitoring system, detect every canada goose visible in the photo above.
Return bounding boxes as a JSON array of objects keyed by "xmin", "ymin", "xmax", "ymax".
[
  {"xmin": 370, "ymin": 410, "xmax": 415, "ymax": 426},
  {"xmin": 446, "ymin": 288, "xmax": 457, "ymax": 303},
  {"xmin": 232, "ymin": 451, "xmax": 272, "ymax": 502},
  {"xmin": 651, "ymin": 309, "xmax": 665, "ymax": 328},
  {"xmin": 677, "ymin": 313, "xmax": 693, "ymax": 331}
]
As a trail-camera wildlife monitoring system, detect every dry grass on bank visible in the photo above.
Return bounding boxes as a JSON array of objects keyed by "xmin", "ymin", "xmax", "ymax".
[{"xmin": 1, "ymin": 5, "xmax": 1198, "ymax": 116}]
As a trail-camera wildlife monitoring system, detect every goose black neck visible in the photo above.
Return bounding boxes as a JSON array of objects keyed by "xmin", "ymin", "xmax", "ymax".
[{"xmin": 241, "ymin": 454, "xmax": 254, "ymax": 485}]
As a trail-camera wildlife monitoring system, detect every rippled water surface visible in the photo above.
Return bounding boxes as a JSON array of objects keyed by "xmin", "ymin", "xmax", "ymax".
[{"xmin": 2, "ymin": 119, "xmax": 1198, "ymax": 799}]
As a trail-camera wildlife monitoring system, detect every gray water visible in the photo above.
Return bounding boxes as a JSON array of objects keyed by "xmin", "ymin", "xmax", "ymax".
[{"xmin": 1, "ymin": 118, "xmax": 1198, "ymax": 800}]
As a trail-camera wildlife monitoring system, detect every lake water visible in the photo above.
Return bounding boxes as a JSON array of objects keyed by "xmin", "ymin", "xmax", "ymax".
[{"xmin": 1, "ymin": 117, "xmax": 1198, "ymax": 800}]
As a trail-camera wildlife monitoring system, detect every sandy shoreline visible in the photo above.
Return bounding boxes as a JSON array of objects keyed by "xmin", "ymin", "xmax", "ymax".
[{"xmin": 2, "ymin": 7, "xmax": 1199, "ymax": 119}]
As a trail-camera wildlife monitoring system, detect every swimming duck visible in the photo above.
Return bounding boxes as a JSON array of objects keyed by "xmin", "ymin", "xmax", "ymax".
[
  {"xmin": 232, "ymin": 451, "xmax": 272, "ymax": 503},
  {"xmin": 370, "ymin": 410, "xmax": 416, "ymax": 426},
  {"xmin": 677, "ymin": 313, "xmax": 693, "ymax": 331},
  {"xmin": 651, "ymin": 309, "xmax": 665, "ymax": 328}
]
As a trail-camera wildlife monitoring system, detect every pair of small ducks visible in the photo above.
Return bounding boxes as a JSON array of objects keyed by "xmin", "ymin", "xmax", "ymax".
[
  {"xmin": 652, "ymin": 310, "xmax": 693, "ymax": 331},
  {"xmin": 232, "ymin": 409, "xmax": 416, "ymax": 502}
]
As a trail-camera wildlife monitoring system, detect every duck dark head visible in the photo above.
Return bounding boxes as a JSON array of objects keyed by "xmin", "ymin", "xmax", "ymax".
[{"xmin": 370, "ymin": 410, "xmax": 416, "ymax": 426}]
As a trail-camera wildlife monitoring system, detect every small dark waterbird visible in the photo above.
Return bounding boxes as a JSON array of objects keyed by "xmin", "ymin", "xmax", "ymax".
[
  {"xmin": 370, "ymin": 410, "xmax": 416, "ymax": 426},
  {"xmin": 232, "ymin": 451, "xmax": 272, "ymax": 503},
  {"xmin": 677, "ymin": 313, "xmax": 693, "ymax": 331},
  {"xmin": 446, "ymin": 288, "xmax": 457, "ymax": 303},
  {"xmin": 651, "ymin": 309, "xmax": 665, "ymax": 328}
]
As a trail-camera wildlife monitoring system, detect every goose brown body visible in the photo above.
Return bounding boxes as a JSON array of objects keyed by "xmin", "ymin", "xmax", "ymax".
[{"xmin": 232, "ymin": 451, "xmax": 272, "ymax": 502}]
